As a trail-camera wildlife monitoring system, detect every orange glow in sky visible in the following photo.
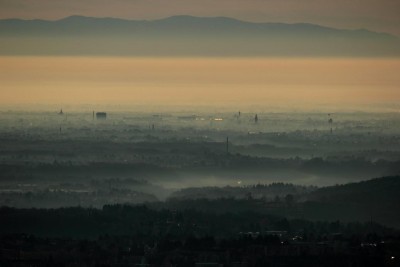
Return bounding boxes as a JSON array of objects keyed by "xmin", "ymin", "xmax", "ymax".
[{"xmin": 1, "ymin": 57, "xmax": 399, "ymax": 110}]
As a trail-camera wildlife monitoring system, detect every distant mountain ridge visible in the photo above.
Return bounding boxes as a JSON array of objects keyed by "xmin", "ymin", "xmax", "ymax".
[
  {"xmin": 1, "ymin": 15, "xmax": 396, "ymax": 38},
  {"xmin": 0, "ymin": 15, "xmax": 399, "ymax": 56}
]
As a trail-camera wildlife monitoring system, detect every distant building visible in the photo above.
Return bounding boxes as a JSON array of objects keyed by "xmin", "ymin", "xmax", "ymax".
[
  {"xmin": 265, "ymin": 231, "xmax": 288, "ymax": 238},
  {"xmin": 178, "ymin": 115, "xmax": 197, "ymax": 120},
  {"xmin": 96, "ymin": 112, "xmax": 107, "ymax": 120},
  {"xmin": 58, "ymin": 109, "xmax": 63, "ymax": 115}
]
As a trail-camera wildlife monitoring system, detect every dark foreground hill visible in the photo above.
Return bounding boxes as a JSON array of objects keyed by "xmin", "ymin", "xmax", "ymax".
[
  {"xmin": 1, "ymin": 15, "xmax": 399, "ymax": 56},
  {"xmin": 300, "ymin": 176, "xmax": 400, "ymax": 227},
  {"xmin": 1, "ymin": 178, "xmax": 400, "ymax": 266},
  {"xmin": 171, "ymin": 176, "xmax": 400, "ymax": 228},
  {"xmin": 1, "ymin": 204, "xmax": 399, "ymax": 267}
]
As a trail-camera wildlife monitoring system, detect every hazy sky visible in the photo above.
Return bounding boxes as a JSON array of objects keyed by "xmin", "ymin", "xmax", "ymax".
[
  {"xmin": 1, "ymin": 1, "xmax": 399, "ymax": 110},
  {"xmin": 1, "ymin": 57, "xmax": 399, "ymax": 111},
  {"xmin": 0, "ymin": 0, "xmax": 399, "ymax": 35}
]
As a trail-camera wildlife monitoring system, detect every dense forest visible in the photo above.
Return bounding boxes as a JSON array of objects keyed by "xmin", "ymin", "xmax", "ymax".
[
  {"xmin": 1, "ymin": 204, "xmax": 399, "ymax": 267},
  {"xmin": 1, "ymin": 176, "xmax": 400, "ymax": 266},
  {"xmin": 168, "ymin": 176, "xmax": 400, "ymax": 228}
]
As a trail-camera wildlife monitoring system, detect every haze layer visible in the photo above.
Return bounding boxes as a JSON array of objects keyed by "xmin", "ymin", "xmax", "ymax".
[{"xmin": 1, "ymin": 57, "xmax": 399, "ymax": 111}]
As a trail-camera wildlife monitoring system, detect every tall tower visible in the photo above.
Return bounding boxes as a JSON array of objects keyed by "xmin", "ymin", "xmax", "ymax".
[
  {"xmin": 255, "ymin": 114, "xmax": 258, "ymax": 123},
  {"xmin": 328, "ymin": 114, "xmax": 333, "ymax": 134}
]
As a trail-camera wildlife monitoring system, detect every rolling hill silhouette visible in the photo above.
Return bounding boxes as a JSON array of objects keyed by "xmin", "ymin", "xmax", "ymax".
[{"xmin": 1, "ymin": 15, "xmax": 399, "ymax": 56}]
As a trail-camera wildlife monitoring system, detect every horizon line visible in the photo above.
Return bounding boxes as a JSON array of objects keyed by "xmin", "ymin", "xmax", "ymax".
[{"xmin": 0, "ymin": 14, "xmax": 396, "ymax": 37}]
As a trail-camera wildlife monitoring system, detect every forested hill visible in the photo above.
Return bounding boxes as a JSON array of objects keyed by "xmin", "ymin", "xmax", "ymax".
[
  {"xmin": 170, "ymin": 176, "xmax": 400, "ymax": 228},
  {"xmin": 306, "ymin": 176, "xmax": 400, "ymax": 203},
  {"xmin": 299, "ymin": 176, "xmax": 400, "ymax": 228}
]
